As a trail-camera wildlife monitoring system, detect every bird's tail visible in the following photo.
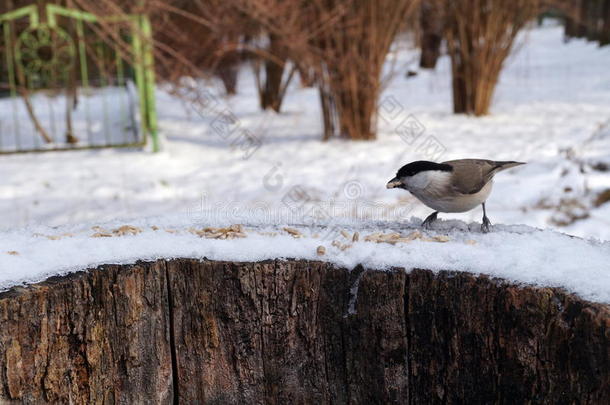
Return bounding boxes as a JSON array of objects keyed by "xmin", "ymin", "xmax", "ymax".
[{"xmin": 493, "ymin": 161, "xmax": 526, "ymax": 172}]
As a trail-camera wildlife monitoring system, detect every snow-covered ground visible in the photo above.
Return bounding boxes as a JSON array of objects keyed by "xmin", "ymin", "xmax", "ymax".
[
  {"xmin": 1, "ymin": 216, "xmax": 609, "ymax": 304},
  {"xmin": 1, "ymin": 24, "xmax": 609, "ymax": 240},
  {"xmin": 0, "ymin": 24, "xmax": 609, "ymax": 298}
]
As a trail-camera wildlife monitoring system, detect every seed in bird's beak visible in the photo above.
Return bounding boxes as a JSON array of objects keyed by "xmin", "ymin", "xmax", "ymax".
[{"xmin": 386, "ymin": 178, "xmax": 401, "ymax": 189}]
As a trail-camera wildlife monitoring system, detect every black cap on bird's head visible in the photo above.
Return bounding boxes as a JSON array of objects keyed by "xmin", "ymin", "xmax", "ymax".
[{"xmin": 386, "ymin": 160, "xmax": 453, "ymax": 189}]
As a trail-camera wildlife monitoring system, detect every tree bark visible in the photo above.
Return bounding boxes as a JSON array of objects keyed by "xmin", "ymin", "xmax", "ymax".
[
  {"xmin": 319, "ymin": 84, "xmax": 336, "ymax": 141},
  {"xmin": 601, "ymin": 0, "xmax": 610, "ymax": 45},
  {"xmin": 0, "ymin": 259, "xmax": 608, "ymax": 404},
  {"xmin": 258, "ymin": 34, "xmax": 294, "ymax": 113},
  {"xmin": 419, "ymin": 1, "xmax": 443, "ymax": 69},
  {"xmin": 0, "ymin": 262, "xmax": 173, "ymax": 403},
  {"xmin": 578, "ymin": 0, "xmax": 591, "ymax": 38},
  {"xmin": 215, "ymin": 52, "xmax": 240, "ymax": 96}
]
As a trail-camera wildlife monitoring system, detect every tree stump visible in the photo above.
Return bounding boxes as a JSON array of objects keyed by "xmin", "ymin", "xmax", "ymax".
[{"xmin": 0, "ymin": 259, "xmax": 608, "ymax": 404}]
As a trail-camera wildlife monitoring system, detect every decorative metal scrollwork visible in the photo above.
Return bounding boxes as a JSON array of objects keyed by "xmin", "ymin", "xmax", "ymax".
[{"xmin": 15, "ymin": 25, "xmax": 75, "ymax": 79}]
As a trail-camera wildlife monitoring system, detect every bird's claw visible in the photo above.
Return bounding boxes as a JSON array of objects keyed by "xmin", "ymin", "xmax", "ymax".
[
  {"xmin": 481, "ymin": 217, "xmax": 492, "ymax": 233},
  {"xmin": 421, "ymin": 212, "xmax": 438, "ymax": 230}
]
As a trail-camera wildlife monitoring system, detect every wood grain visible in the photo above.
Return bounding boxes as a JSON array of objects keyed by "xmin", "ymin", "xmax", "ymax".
[{"xmin": 0, "ymin": 259, "xmax": 607, "ymax": 404}]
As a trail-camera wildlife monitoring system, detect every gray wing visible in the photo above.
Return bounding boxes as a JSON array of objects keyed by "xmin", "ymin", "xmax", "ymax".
[{"xmin": 442, "ymin": 159, "xmax": 524, "ymax": 195}]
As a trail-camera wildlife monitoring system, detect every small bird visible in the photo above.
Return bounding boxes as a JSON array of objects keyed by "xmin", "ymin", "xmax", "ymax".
[{"xmin": 386, "ymin": 159, "xmax": 525, "ymax": 232}]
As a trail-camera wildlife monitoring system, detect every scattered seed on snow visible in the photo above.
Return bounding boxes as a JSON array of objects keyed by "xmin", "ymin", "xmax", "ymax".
[
  {"xmin": 283, "ymin": 227, "xmax": 302, "ymax": 238},
  {"xmin": 189, "ymin": 224, "xmax": 247, "ymax": 239},
  {"xmin": 331, "ymin": 240, "xmax": 352, "ymax": 251},
  {"xmin": 364, "ymin": 230, "xmax": 450, "ymax": 245},
  {"xmin": 112, "ymin": 225, "xmax": 142, "ymax": 236},
  {"xmin": 33, "ymin": 232, "xmax": 74, "ymax": 240},
  {"xmin": 91, "ymin": 232, "xmax": 113, "ymax": 238},
  {"xmin": 403, "ymin": 231, "xmax": 422, "ymax": 241}
]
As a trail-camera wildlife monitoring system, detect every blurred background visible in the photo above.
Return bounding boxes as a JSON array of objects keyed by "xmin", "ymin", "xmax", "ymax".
[{"xmin": 0, "ymin": 0, "xmax": 609, "ymax": 240}]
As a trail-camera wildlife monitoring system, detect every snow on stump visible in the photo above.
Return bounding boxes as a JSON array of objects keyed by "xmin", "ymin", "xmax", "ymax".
[{"xmin": 0, "ymin": 258, "xmax": 608, "ymax": 404}]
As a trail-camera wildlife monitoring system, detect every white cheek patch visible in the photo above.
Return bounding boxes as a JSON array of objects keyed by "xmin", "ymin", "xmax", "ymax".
[
  {"xmin": 406, "ymin": 170, "xmax": 451, "ymax": 191},
  {"xmin": 406, "ymin": 171, "xmax": 432, "ymax": 190}
]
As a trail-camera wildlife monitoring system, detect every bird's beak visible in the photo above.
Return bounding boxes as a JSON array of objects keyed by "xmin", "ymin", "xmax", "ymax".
[{"xmin": 386, "ymin": 178, "xmax": 401, "ymax": 189}]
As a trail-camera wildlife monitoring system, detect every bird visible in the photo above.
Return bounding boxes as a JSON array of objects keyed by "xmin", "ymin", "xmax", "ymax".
[{"xmin": 386, "ymin": 159, "xmax": 525, "ymax": 233}]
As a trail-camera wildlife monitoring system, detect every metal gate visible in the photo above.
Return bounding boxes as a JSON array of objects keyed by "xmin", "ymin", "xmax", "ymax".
[{"xmin": 0, "ymin": 4, "xmax": 158, "ymax": 153}]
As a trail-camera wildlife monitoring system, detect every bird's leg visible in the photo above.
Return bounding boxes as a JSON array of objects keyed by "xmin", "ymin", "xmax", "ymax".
[
  {"xmin": 422, "ymin": 211, "xmax": 438, "ymax": 229},
  {"xmin": 481, "ymin": 202, "xmax": 492, "ymax": 233}
]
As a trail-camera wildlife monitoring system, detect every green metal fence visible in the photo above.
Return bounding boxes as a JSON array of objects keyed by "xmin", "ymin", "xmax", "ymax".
[{"xmin": 0, "ymin": 4, "xmax": 158, "ymax": 153}]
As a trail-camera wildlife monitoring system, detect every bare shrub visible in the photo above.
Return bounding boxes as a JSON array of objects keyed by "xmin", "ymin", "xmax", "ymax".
[
  {"xmin": 225, "ymin": 0, "xmax": 332, "ymax": 112},
  {"xmin": 309, "ymin": 0, "xmax": 420, "ymax": 140},
  {"xmin": 562, "ymin": 0, "xmax": 610, "ymax": 45},
  {"xmin": 229, "ymin": 0, "xmax": 421, "ymax": 139},
  {"xmin": 71, "ymin": 0, "xmax": 255, "ymax": 95},
  {"xmin": 419, "ymin": 0, "xmax": 444, "ymax": 69},
  {"xmin": 439, "ymin": 0, "xmax": 545, "ymax": 116},
  {"xmin": 68, "ymin": 0, "xmax": 419, "ymax": 140},
  {"xmin": 252, "ymin": 33, "xmax": 296, "ymax": 112},
  {"xmin": 146, "ymin": 0, "xmax": 254, "ymax": 94}
]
